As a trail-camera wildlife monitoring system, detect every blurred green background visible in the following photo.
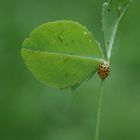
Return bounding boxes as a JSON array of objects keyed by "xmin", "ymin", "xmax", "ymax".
[{"xmin": 0, "ymin": 0, "xmax": 140, "ymax": 140}]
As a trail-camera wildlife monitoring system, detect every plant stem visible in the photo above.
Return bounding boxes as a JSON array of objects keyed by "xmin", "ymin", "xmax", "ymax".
[{"xmin": 94, "ymin": 80, "xmax": 105, "ymax": 140}]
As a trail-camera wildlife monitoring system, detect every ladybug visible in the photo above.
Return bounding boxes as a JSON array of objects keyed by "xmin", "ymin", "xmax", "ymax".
[{"xmin": 98, "ymin": 60, "xmax": 110, "ymax": 80}]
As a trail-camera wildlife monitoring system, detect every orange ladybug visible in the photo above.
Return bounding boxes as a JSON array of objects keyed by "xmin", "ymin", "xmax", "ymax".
[{"xmin": 98, "ymin": 60, "xmax": 110, "ymax": 80}]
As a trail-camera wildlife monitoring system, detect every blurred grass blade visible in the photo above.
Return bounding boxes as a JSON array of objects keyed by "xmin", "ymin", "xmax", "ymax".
[
  {"xmin": 22, "ymin": 21, "xmax": 103, "ymax": 89},
  {"xmin": 102, "ymin": 0, "xmax": 132, "ymax": 60}
]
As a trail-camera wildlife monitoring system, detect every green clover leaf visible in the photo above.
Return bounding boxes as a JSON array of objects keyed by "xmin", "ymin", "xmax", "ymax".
[{"xmin": 22, "ymin": 21, "xmax": 103, "ymax": 89}]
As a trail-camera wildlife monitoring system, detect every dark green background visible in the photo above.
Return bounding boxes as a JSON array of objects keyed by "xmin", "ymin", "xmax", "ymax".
[{"xmin": 0, "ymin": 0, "xmax": 140, "ymax": 140}]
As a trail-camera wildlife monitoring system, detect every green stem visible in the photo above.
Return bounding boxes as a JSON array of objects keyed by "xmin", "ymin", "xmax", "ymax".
[{"xmin": 94, "ymin": 80, "xmax": 105, "ymax": 140}]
